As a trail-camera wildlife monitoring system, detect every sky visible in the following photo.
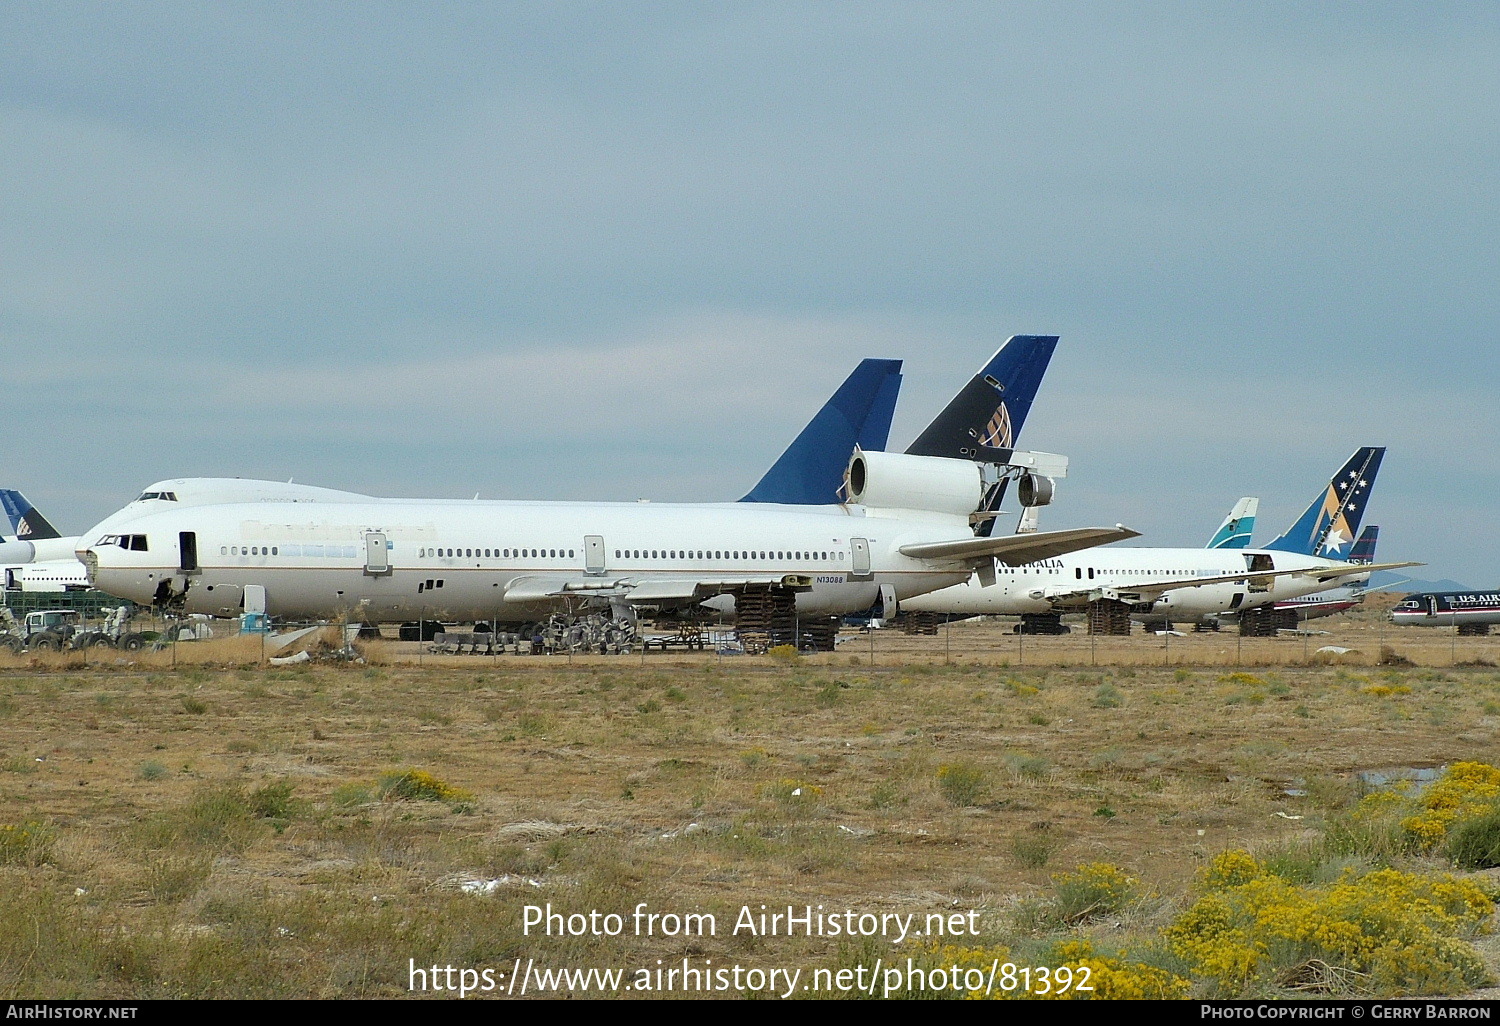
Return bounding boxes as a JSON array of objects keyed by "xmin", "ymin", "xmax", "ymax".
[{"xmin": 2, "ymin": 3, "xmax": 1496, "ymax": 585}]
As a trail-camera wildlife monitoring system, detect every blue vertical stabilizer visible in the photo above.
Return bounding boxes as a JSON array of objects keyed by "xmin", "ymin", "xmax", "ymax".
[
  {"xmin": 740, "ymin": 358, "xmax": 903, "ymax": 505},
  {"xmin": 0, "ymin": 490, "xmax": 62, "ymax": 541},
  {"xmin": 1349, "ymin": 526, "xmax": 1380, "ymax": 564},
  {"xmin": 904, "ymin": 336, "xmax": 1059, "ymax": 460},
  {"xmin": 904, "ymin": 335, "xmax": 1059, "ymax": 535},
  {"xmin": 1265, "ymin": 448, "xmax": 1385, "ymax": 559}
]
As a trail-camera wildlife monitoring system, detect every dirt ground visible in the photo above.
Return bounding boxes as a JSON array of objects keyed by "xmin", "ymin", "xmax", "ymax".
[{"xmin": 1, "ymin": 592, "xmax": 1497, "ymax": 999}]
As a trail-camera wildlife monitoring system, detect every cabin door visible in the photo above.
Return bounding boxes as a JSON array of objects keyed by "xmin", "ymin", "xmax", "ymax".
[
  {"xmin": 584, "ymin": 535, "xmax": 606, "ymax": 575},
  {"xmin": 364, "ymin": 532, "xmax": 390, "ymax": 575},
  {"xmin": 850, "ymin": 537, "xmax": 871, "ymax": 578},
  {"xmin": 179, "ymin": 532, "xmax": 198, "ymax": 573}
]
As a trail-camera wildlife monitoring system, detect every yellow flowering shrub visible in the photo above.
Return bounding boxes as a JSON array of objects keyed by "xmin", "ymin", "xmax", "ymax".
[
  {"xmin": 376, "ymin": 768, "xmax": 474, "ymax": 804},
  {"xmin": 1167, "ymin": 850, "xmax": 1493, "ymax": 996},
  {"xmin": 933, "ymin": 940, "xmax": 1190, "ymax": 1000},
  {"xmin": 1051, "ymin": 862, "xmax": 1140, "ymax": 922},
  {"xmin": 0, "ymin": 821, "xmax": 53, "ymax": 866},
  {"xmin": 1037, "ymin": 940, "xmax": 1192, "ymax": 1000},
  {"xmin": 1401, "ymin": 762, "xmax": 1500, "ymax": 850}
]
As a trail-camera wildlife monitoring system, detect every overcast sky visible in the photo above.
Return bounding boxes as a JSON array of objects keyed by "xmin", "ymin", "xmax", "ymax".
[{"xmin": 2, "ymin": 3, "xmax": 1495, "ymax": 584}]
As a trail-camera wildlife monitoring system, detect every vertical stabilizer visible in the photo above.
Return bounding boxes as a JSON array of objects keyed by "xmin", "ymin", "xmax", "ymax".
[
  {"xmin": 1349, "ymin": 526, "xmax": 1380, "ymax": 565},
  {"xmin": 740, "ymin": 358, "xmax": 903, "ymax": 505},
  {"xmin": 904, "ymin": 335, "xmax": 1058, "ymax": 460},
  {"xmin": 0, "ymin": 490, "xmax": 62, "ymax": 541},
  {"xmin": 903, "ymin": 335, "xmax": 1059, "ymax": 536},
  {"xmin": 1265, "ymin": 448, "xmax": 1385, "ymax": 559},
  {"xmin": 1206, "ymin": 497, "xmax": 1258, "ymax": 549}
]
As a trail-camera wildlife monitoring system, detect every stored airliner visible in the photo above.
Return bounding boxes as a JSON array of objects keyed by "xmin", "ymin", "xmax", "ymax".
[
  {"xmin": 899, "ymin": 448, "xmax": 1417, "ymax": 629},
  {"xmin": 81, "ymin": 446, "xmax": 1135, "ymax": 626}
]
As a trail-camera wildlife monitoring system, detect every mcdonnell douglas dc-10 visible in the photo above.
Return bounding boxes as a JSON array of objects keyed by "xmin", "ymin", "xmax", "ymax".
[{"xmin": 81, "ymin": 447, "xmax": 1137, "ymax": 634}]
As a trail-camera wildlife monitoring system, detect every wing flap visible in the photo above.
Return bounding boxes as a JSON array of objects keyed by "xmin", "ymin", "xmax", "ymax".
[{"xmin": 505, "ymin": 574, "xmax": 811, "ymax": 605}]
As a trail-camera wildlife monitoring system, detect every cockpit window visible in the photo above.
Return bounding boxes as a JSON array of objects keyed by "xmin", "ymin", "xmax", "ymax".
[
  {"xmin": 135, "ymin": 491, "xmax": 178, "ymax": 502},
  {"xmin": 95, "ymin": 534, "xmax": 148, "ymax": 550}
]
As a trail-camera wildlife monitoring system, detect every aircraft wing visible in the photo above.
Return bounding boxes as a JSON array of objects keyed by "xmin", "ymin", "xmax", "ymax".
[
  {"xmin": 503, "ymin": 574, "xmax": 812, "ymax": 606},
  {"xmin": 1038, "ymin": 560, "xmax": 1425, "ymax": 604},
  {"xmin": 1297, "ymin": 560, "xmax": 1423, "ymax": 583},
  {"xmin": 899, "ymin": 526, "xmax": 1140, "ymax": 565}
]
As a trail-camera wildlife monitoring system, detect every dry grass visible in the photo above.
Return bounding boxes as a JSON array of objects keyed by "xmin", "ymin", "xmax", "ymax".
[{"xmin": 2, "ymin": 596, "xmax": 1499, "ymax": 998}]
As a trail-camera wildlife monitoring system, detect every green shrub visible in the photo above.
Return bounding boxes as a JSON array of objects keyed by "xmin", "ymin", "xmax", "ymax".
[
  {"xmin": 937, "ymin": 763, "xmax": 989, "ymax": 807},
  {"xmin": 248, "ymin": 781, "xmax": 297, "ymax": 820},
  {"xmin": 1446, "ymin": 809, "xmax": 1500, "ymax": 870},
  {"xmin": 1051, "ymin": 862, "xmax": 1140, "ymax": 923},
  {"xmin": 0, "ymin": 821, "xmax": 53, "ymax": 866}
]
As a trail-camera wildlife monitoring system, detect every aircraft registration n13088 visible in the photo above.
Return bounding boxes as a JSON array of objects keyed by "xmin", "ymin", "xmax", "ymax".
[{"xmin": 80, "ymin": 447, "xmax": 1137, "ymax": 632}]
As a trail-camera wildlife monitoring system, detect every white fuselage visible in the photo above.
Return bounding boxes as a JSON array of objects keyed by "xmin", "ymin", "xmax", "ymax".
[
  {"xmin": 0, "ymin": 479, "xmax": 378, "ymax": 569},
  {"xmin": 81, "ymin": 499, "xmax": 976, "ymax": 622},
  {"xmin": 3, "ymin": 559, "xmax": 92, "ymax": 593},
  {"xmin": 900, "ymin": 546, "xmax": 1356, "ymax": 619},
  {"xmin": 1271, "ymin": 587, "xmax": 1364, "ymax": 622}
]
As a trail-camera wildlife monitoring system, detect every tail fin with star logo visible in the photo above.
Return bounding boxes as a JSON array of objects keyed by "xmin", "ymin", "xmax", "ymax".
[{"xmin": 1264, "ymin": 448, "xmax": 1385, "ymax": 560}]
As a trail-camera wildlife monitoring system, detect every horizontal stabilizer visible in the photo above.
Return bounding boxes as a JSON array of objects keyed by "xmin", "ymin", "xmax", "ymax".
[{"xmin": 900, "ymin": 526, "xmax": 1140, "ymax": 565}]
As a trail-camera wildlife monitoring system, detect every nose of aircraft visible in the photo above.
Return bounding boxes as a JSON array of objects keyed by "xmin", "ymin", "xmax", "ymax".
[
  {"xmin": 80, "ymin": 546, "xmax": 156, "ymax": 605},
  {"xmin": 79, "ymin": 547, "xmax": 100, "ymax": 586}
]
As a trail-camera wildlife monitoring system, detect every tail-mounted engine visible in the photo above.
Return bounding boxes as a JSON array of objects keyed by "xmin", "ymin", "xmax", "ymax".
[{"xmin": 843, "ymin": 447, "xmax": 1067, "ymax": 517}]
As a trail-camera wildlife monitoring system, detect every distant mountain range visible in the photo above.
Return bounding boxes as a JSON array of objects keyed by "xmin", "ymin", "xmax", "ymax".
[{"xmin": 1366, "ymin": 572, "xmax": 1473, "ymax": 594}]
